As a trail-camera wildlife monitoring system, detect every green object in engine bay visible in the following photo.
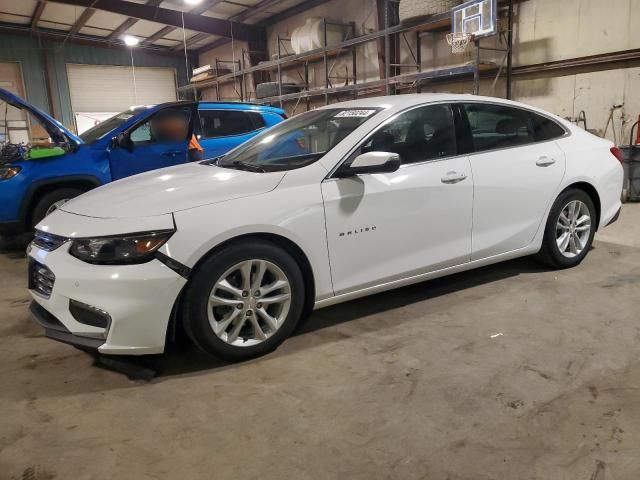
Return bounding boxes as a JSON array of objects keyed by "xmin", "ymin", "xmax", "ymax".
[{"xmin": 26, "ymin": 146, "xmax": 66, "ymax": 160}]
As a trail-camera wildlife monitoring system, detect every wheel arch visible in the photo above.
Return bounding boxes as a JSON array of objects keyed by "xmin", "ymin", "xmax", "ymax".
[
  {"xmin": 166, "ymin": 232, "xmax": 317, "ymax": 349},
  {"xmin": 21, "ymin": 175, "xmax": 102, "ymax": 226},
  {"xmin": 562, "ymin": 181, "xmax": 601, "ymax": 229}
]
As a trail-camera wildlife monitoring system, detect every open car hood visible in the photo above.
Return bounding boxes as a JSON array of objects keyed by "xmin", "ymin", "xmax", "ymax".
[{"xmin": 0, "ymin": 88, "xmax": 83, "ymax": 146}]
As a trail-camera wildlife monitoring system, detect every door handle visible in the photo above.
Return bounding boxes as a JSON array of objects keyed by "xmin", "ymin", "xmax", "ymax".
[
  {"xmin": 536, "ymin": 156, "xmax": 556, "ymax": 167},
  {"xmin": 441, "ymin": 171, "xmax": 467, "ymax": 184}
]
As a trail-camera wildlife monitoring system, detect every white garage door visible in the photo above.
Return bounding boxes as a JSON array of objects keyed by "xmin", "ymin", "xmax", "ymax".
[{"xmin": 67, "ymin": 64, "xmax": 177, "ymax": 133}]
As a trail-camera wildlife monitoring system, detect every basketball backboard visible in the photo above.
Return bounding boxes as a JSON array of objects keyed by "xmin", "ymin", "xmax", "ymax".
[{"xmin": 452, "ymin": 0, "xmax": 497, "ymax": 39}]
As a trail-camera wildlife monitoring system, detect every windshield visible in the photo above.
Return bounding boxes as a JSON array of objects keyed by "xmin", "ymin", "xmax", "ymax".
[
  {"xmin": 79, "ymin": 108, "xmax": 147, "ymax": 144},
  {"xmin": 215, "ymin": 107, "xmax": 381, "ymax": 172}
]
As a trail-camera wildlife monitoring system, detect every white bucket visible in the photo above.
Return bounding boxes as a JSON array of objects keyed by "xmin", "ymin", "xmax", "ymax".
[{"xmin": 291, "ymin": 17, "xmax": 347, "ymax": 54}]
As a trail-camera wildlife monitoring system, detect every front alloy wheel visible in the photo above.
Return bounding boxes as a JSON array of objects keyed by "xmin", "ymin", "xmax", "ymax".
[
  {"xmin": 208, "ymin": 260, "xmax": 292, "ymax": 347},
  {"xmin": 181, "ymin": 240, "xmax": 305, "ymax": 361}
]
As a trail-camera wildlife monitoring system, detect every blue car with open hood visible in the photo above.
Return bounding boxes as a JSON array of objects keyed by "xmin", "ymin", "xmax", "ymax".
[{"xmin": 0, "ymin": 88, "xmax": 286, "ymax": 236}]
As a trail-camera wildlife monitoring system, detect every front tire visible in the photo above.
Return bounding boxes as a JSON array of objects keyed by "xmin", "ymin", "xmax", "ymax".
[
  {"xmin": 31, "ymin": 188, "xmax": 84, "ymax": 228},
  {"xmin": 536, "ymin": 188, "xmax": 596, "ymax": 269},
  {"xmin": 181, "ymin": 240, "xmax": 305, "ymax": 361}
]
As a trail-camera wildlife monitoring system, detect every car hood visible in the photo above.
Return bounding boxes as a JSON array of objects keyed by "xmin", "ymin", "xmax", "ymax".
[
  {"xmin": 60, "ymin": 163, "xmax": 286, "ymax": 219},
  {"xmin": 0, "ymin": 88, "xmax": 82, "ymax": 146}
]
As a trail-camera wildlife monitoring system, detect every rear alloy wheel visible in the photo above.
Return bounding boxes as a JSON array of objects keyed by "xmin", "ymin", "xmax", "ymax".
[
  {"xmin": 555, "ymin": 200, "xmax": 592, "ymax": 258},
  {"xmin": 182, "ymin": 240, "xmax": 305, "ymax": 361},
  {"xmin": 536, "ymin": 189, "xmax": 596, "ymax": 269}
]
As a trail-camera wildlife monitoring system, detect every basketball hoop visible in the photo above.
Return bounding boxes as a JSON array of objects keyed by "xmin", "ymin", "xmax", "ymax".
[{"xmin": 447, "ymin": 32, "xmax": 474, "ymax": 54}]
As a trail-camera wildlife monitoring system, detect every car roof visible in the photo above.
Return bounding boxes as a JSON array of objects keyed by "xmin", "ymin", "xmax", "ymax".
[
  {"xmin": 147, "ymin": 100, "xmax": 285, "ymax": 115},
  {"xmin": 315, "ymin": 93, "xmax": 543, "ymax": 112}
]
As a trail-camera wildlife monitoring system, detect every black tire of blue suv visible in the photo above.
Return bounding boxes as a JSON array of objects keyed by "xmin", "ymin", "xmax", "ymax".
[
  {"xmin": 181, "ymin": 239, "xmax": 305, "ymax": 361},
  {"xmin": 31, "ymin": 188, "xmax": 84, "ymax": 228}
]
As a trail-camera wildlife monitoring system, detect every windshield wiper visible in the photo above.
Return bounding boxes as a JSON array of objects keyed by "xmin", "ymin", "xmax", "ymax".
[
  {"xmin": 200, "ymin": 155, "xmax": 222, "ymax": 166},
  {"xmin": 231, "ymin": 160, "xmax": 266, "ymax": 173}
]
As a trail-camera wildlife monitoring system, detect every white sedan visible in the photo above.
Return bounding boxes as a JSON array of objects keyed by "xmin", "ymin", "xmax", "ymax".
[{"xmin": 28, "ymin": 94, "xmax": 623, "ymax": 361}]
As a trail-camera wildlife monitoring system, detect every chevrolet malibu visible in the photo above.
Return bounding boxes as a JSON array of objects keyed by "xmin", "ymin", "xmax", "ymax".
[{"xmin": 28, "ymin": 94, "xmax": 623, "ymax": 361}]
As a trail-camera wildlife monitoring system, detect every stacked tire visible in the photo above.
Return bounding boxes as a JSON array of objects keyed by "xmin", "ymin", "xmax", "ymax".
[{"xmin": 399, "ymin": 0, "xmax": 461, "ymax": 23}]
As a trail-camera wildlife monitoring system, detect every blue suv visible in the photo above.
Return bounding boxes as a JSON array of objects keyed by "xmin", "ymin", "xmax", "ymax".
[{"xmin": 0, "ymin": 88, "xmax": 286, "ymax": 236}]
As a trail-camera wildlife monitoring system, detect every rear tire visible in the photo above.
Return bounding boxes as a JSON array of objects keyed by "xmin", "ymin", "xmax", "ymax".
[
  {"xmin": 535, "ymin": 188, "xmax": 596, "ymax": 269},
  {"xmin": 31, "ymin": 188, "xmax": 84, "ymax": 228},
  {"xmin": 181, "ymin": 240, "xmax": 305, "ymax": 361}
]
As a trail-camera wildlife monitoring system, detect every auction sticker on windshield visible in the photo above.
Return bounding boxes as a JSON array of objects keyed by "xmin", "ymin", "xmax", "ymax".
[{"xmin": 334, "ymin": 110, "xmax": 377, "ymax": 118}]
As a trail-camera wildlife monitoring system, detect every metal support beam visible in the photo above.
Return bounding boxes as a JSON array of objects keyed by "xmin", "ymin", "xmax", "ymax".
[
  {"xmin": 506, "ymin": 0, "xmax": 514, "ymax": 99},
  {"xmin": 49, "ymin": 0, "xmax": 254, "ymax": 39},
  {"xmin": 172, "ymin": 32, "xmax": 210, "ymax": 51},
  {"xmin": 247, "ymin": 30, "xmax": 269, "ymax": 99},
  {"xmin": 108, "ymin": 0, "xmax": 162, "ymax": 41},
  {"xmin": 0, "ymin": 21, "xmax": 181, "ymax": 55},
  {"xmin": 141, "ymin": 26, "xmax": 174, "ymax": 46},
  {"xmin": 31, "ymin": 1, "xmax": 47, "ymax": 29},
  {"xmin": 142, "ymin": 0, "xmax": 227, "ymax": 47},
  {"xmin": 69, "ymin": 6, "xmax": 96, "ymax": 35},
  {"xmin": 377, "ymin": 0, "xmax": 399, "ymax": 95}
]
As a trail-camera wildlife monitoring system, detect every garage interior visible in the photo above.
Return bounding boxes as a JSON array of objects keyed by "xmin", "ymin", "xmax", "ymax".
[{"xmin": 1, "ymin": 0, "xmax": 640, "ymax": 478}]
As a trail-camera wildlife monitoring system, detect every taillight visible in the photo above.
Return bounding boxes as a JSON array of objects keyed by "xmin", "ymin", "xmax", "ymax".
[{"xmin": 610, "ymin": 146, "xmax": 624, "ymax": 164}]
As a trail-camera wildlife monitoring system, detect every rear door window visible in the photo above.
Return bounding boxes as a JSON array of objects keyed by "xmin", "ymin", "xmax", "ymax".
[
  {"xmin": 463, "ymin": 103, "xmax": 566, "ymax": 152},
  {"xmin": 198, "ymin": 110, "xmax": 265, "ymax": 139}
]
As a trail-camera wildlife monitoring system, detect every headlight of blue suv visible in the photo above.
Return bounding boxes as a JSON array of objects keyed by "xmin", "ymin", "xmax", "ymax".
[
  {"xmin": 0, "ymin": 166, "xmax": 21, "ymax": 180},
  {"xmin": 69, "ymin": 230, "xmax": 174, "ymax": 265}
]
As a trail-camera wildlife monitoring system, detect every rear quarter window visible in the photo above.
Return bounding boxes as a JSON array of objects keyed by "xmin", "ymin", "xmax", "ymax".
[{"xmin": 530, "ymin": 113, "xmax": 566, "ymax": 142}]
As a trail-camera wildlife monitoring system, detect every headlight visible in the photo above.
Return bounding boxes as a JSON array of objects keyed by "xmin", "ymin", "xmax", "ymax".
[
  {"xmin": 69, "ymin": 230, "xmax": 174, "ymax": 265},
  {"xmin": 0, "ymin": 166, "xmax": 21, "ymax": 180}
]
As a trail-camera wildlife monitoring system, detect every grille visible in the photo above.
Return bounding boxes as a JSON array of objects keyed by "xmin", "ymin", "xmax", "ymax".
[
  {"xmin": 32, "ymin": 230, "xmax": 68, "ymax": 252},
  {"xmin": 29, "ymin": 259, "xmax": 56, "ymax": 298}
]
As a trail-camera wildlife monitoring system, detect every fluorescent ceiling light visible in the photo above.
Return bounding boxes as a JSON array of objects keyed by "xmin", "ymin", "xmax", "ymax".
[
  {"xmin": 123, "ymin": 35, "xmax": 139, "ymax": 47},
  {"xmin": 184, "ymin": 0, "xmax": 203, "ymax": 5}
]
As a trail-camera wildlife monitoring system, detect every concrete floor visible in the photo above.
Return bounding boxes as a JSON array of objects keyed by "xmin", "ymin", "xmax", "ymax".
[{"xmin": 2, "ymin": 206, "xmax": 640, "ymax": 480}]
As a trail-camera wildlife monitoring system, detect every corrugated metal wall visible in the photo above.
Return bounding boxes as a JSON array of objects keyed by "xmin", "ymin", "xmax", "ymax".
[{"xmin": 0, "ymin": 33, "xmax": 195, "ymax": 128}]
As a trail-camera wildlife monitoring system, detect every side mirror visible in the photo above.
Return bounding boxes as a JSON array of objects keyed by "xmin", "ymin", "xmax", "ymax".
[
  {"xmin": 334, "ymin": 151, "xmax": 401, "ymax": 178},
  {"xmin": 112, "ymin": 133, "xmax": 133, "ymax": 152}
]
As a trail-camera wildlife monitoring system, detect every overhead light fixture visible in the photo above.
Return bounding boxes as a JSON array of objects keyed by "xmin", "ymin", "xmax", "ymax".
[
  {"xmin": 184, "ymin": 0, "xmax": 203, "ymax": 4},
  {"xmin": 123, "ymin": 35, "xmax": 139, "ymax": 47}
]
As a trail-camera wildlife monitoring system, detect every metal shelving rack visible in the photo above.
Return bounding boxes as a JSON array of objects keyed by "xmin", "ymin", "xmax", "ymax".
[{"xmin": 180, "ymin": 0, "xmax": 514, "ymax": 109}]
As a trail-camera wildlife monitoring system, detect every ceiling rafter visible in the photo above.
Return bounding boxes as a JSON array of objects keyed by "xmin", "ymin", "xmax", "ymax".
[
  {"xmin": 140, "ymin": 25, "xmax": 175, "ymax": 46},
  {"xmin": 141, "ymin": 0, "xmax": 226, "ymax": 48},
  {"xmin": 69, "ymin": 4, "xmax": 98, "ymax": 35},
  {"xmin": 108, "ymin": 0, "xmax": 163, "ymax": 41},
  {"xmin": 172, "ymin": 31, "xmax": 210, "ymax": 51},
  {"xmin": 48, "ymin": 0, "xmax": 254, "ymax": 39},
  {"xmin": 30, "ymin": 0, "xmax": 47, "ymax": 29},
  {"xmin": 0, "ymin": 20, "xmax": 182, "ymax": 55}
]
